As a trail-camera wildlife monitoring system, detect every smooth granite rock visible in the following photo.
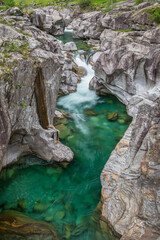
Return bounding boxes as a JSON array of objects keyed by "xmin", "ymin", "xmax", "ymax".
[
  {"xmin": 0, "ymin": 13, "xmax": 74, "ymax": 168},
  {"xmin": 69, "ymin": 11, "xmax": 103, "ymax": 39},
  {"xmin": 89, "ymin": 1, "xmax": 160, "ymax": 239}
]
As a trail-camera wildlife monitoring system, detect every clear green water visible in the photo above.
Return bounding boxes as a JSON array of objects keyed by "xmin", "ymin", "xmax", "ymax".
[{"xmin": 0, "ymin": 32, "xmax": 131, "ymax": 240}]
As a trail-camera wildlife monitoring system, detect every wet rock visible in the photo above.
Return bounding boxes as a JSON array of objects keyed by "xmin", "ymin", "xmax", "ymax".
[
  {"xmin": 44, "ymin": 215, "xmax": 54, "ymax": 222},
  {"xmin": 18, "ymin": 199, "xmax": 26, "ymax": 211},
  {"xmin": 84, "ymin": 109, "xmax": 98, "ymax": 116},
  {"xmin": 54, "ymin": 110, "xmax": 71, "ymax": 126},
  {"xmin": 34, "ymin": 201, "xmax": 50, "ymax": 213},
  {"xmin": 73, "ymin": 65, "xmax": 87, "ymax": 78},
  {"xmin": 107, "ymin": 112, "xmax": 118, "ymax": 121},
  {"xmin": 56, "ymin": 124, "xmax": 71, "ymax": 140},
  {"xmin": 117, "ymin": 119, "xmax": 125, "ymax": 124},
  {"xmin": 0, "ymin": 210, "xmax": 59, "ymax": 240},
  {"xmin": 63, "ymin": 42, "xmax": 77, "ymax": 51},
  {"xmin": 64, "ymin": 223, "xmax": 72, "ymax": 239},
  {"xmin": 59, "ymin": 56, "xmax": 80, "ymax": 96},
  {"xmin": 55, "ymin": 210, "xmax": 65, "ymax": 220}
]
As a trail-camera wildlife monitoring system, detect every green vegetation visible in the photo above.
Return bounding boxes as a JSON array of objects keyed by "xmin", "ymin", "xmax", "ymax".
[
  {"xmin": 1, "ymin": 0, "xmax": 127, "ymax": 11},
  {"xmin": 78, "ymin": 0, "xmax": 91, "ymax": 9},
  {"xmin": 4, "ymin": 0, "xmax": 15, "ymax": 9},
  {"xmin": 135, "ymin": 0, "xmax": 143, "ymax": 5},
  {"xmin": 147, "ymin": 7, "xmax": 160, "ymax": 24}
]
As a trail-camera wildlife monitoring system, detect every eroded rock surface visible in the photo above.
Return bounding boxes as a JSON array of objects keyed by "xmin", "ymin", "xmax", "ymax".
[
  {"xmin": 0, "ymin": 11, "xmax": 74, "ymax": 168},
  {"xmin": 101, "ymin": 1, "xmax": 160, "ymax": 31},
  {"xmin": 69, "ymin": 11, "xmax": 103, "ymax": 39},
  {"xmin": 88, "ymin": 1, "xmax": 160, "ymax": 239},
  {"xmin": 31, "ymin": 7, "xmax": 65, "ymax": 35},
  {"xmin": 0, "ymin": 210, "xmax": 59, "ymax": 240}
]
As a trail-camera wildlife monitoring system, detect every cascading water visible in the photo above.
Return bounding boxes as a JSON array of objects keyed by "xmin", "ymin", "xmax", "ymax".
[
  {"xmin": 58, "ymin": 50, "xmax": 99, "ymax": 133},
  {"xmin": 0, "ymin": 30, "xmax": 131, "ymax": 240}
]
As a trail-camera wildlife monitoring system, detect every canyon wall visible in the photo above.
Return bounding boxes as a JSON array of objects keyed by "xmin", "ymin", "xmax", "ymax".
[{"xmin": 0, "ymin": 9, "xmax": 75, "ymax": 170}]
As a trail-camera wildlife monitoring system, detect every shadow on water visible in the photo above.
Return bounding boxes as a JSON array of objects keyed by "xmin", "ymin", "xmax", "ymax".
[{"xmin": 0, "ymin": 30, "xmax": 132, "ymax": 240}]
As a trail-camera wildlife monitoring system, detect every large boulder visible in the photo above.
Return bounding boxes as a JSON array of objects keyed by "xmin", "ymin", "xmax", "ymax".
[
  {"xmin": 101, "ymin": 2, "xmax": 160, "ymax": 31},
  {"xmin": 90, "ymin": 27, "xmax": 160, "ymax": 105},
  {"xmin": 0, "ymin": 14, "xmax": 74, "ymax": 168},
  {"xmin": 31, "ymin": 7, "xmax": 65, "ymax": 35},
  {"xmin": 69, "ymin": 11, "xmax": 103, "ymax": 39}
]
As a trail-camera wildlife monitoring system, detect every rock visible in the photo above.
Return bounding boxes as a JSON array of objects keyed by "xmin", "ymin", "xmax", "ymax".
[
  {"xmin": 89, "ymin": 51, "xmax": 103, "ymax": 65},
  {"xmin": 0, "ymin": 7, "xmax": 23, "ymax": 16},
  {"xmin": 73, "ymin": 65, "xmax": 87, "ymax": 78},
  {"xmin": 63, "ymin": 42, "xmax": 77, "ymax": 51},
  {"xmin": 0, "ymin": 13, "xmax": 74, "ymax": 167},
  {"xmin": 59, "ymin": 55, "xmax": 80, "ymax": 96},
  {"xmin": 54, "ymin": 109, "xmax": 71, "ymax": 126},
  {"xmin": 55, "ymin": 210, "xmax": 65, "ymax": 220},
  {"xmin": 0, "ymin": 97, "xmax": 11, "ymax": 171},
  {"xmin": 89, "ymin": 2, "xmax": 160, "ymax": 239},
  {"xmin": 34, "ymin": 201, "xmax": 50, "ymax": 213},
  {"xmin": 91, "ymin": 27, "xmax": 160, "ymax": 104},
  {"xmin": 84, "ymin": 109, "xmax": 98, "ymax": 116},
  {"xmin": 56, "ymin": 124, "xmax": 71, "ymax": 140},
  {"xmin": 101, "ymin": 2, "xmax": 160, "ymax": 31},
  {"xmin": 31, "ymin": 7, "xmax": 65, "ymax": 35},
  {"xmin": 64, "ymin": 223, "xmax": 71, "ymax": 239},
  {"xmin": 70, "ymin": 11, "xmax": 103, "ymax": 39},
  {"xmin": 18, "ymin": 199, "xmax": 26, "ymax": 211},
  {"xmin": 107, "ymin": 112, "xmax": 118, "ymax": 121},
  {"xmin": 44, "ymin": 215, "xmax": 54, "ymax": 222},
  {"xmin": 117, "ymin": 119, "xmax": 125, "ymax": 124},
  {"xmin": 0, "ymin": 210, "xmax": 59, "ymax": 240}
]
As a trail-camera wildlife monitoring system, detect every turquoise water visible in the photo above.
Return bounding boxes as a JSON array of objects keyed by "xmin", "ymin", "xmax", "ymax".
[{"xmin": 0, "ymin": 32, "xmax": 131, "ymax": 239}]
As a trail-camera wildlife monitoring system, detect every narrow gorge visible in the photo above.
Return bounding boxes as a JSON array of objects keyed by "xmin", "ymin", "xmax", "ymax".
[{"xmin": 0, "ymin": 0, "xmax": 160, "ymax": 239}]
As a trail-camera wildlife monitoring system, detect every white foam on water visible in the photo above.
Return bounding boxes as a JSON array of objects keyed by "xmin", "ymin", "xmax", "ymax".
[{"xmin": 58, "ymin": 51, "xmax": 99, "ymax": 134}]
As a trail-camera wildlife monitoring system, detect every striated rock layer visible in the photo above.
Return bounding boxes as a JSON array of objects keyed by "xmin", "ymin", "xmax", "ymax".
[
  {"xmin": 0, "ymin": 10, "xmax": 74, "ymax": 170},
  {"xmin": 88, "ymin": 1, "xmax": 160, "ymax": 239}
]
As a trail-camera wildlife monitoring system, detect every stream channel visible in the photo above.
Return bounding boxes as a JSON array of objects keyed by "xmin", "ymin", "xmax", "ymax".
[{"xmin": 0, "ymin": 30, "xmax": 131, "ymax": 240}]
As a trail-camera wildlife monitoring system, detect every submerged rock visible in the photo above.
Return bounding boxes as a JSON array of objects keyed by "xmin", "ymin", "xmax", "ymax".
[
  {"xmin": 18, "ymin": 199, "xmax": 27, "ymax": 211},
  {"xmin": 34, "ymin": 201, "xmax": 50, "ymax": 213},
  {"xmin": 107, "ymin": 112, "xmax": 118, "ymax": 121},
  {"xmin": 56, "ymin": 124, "xmax": 71, "ymax": 140},
  {"xmin": 84, "ymin": 109, "xmax": 98, "ymax": 116},
  {"xmin": 55, "ymin": 210, "xmax": 65, "ymax": 220},
  {"xmin": 0, "ymin": 210, "xmax": 59, "ymax": 240}
]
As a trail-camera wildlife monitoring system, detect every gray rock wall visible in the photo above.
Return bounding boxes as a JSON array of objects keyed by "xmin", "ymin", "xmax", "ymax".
[
  {"xmin": 0, "ymin": 12, "xmax": 74, "ymax": 168},
  {"xmin": 88, "ymin": 2, "xmax": 160, "ymax": 239}
]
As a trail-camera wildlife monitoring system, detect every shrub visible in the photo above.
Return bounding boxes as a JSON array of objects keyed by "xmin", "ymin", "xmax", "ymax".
[
  {"xmin": 4, "ymin": 0, "xmax": 15, "ymax": 8},
  {"xmin": 147, "ymin": 7, "xmax": 160, "ymax": 24},
  {"xmin": 135, "ymin": 0, "xmax": 143, "ymax": 5},
  {"xmin": 78, "ymin": 0, "xmax": 91, "ymax": 9}
]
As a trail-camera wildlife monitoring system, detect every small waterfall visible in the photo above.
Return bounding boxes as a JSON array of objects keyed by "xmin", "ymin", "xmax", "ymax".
[{"xmin": 58, "ymin": 50, "xmax": 99, "ymax": 133}]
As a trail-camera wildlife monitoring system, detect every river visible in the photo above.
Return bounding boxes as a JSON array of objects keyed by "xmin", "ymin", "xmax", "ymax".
[{"xmin": 0, "ymin": 30, "xmax": 131, "ymax": 240}]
